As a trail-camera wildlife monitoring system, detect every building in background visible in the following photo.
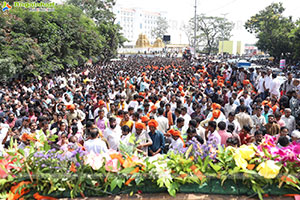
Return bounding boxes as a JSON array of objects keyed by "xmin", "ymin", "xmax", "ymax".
[
  {"xmin": 244, "ymin": 44, "xmax": 258, "ymax": 55},
  {"xmin": 218, "ymin": 41, "xmax": 242, "ymax": 55},
  {"xmin": 113, "ymin": 5, "xmax": 187, "ymax": 47}
]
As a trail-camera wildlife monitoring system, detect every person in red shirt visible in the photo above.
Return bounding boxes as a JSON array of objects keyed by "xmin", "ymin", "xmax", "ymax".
[{"xmin": 239, "ymin": 125, "xmax": 253, "ymax": 145}]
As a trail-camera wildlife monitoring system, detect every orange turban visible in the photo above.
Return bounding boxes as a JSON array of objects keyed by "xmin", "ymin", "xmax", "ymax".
[
  {"xmin": 243, "ymin": 80, "xmax": 250, "ymax": 85},
  {"xmin": 181, "ymin": 92, "xmax": 185, "ymax": 97},
  {"xmin": 150, "ymin": 105, "xmax": 157, "ymax": 111},
  {"xmin": 210, "ymin": 110, "xmax": 221, "ymax": 121},
  {"xmin": 21, "ymin": 133, "xmax": 37, "ymax": 142},
  {"xmin": 66, "ymin": 104, "xmax": 75, "ymax": 110},
  {"xmin": 151, "ymin": 80, "xmax": 155, "ymax": 84},
  {"xmin": 98, "ymin": 100, "xmax": 105, "ymax": 106},
  {"xmin": 135, "ymin": 122, "xmax": 146, "ymax": 130},
  {"xmin": 129, "ymin": 85, "xmax": 134, "ymax": 89},
  {"xmin": 178, "ymin": 86, "xmax": 183, "ymax": 91},
  {"xmin": 141, "ymin": 116, "xmax": 150, "ymax": 123},
  {"xmin": 211, "ymin": 103, "xmax": 221, "ymax": 110},
  {"xmin": 168, "ymin": 129, "xmax": 186, "ymax": 147},
  {"xmin": 148, "ymin": 119, "xmax": 158, "ymax": 128},
  {"xmin": 233, "ymin": 82, "xmax": 237, "ymax": 87}
]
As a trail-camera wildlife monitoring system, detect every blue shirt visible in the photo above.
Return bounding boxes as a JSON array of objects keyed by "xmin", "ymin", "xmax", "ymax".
[{"xmin": 148, "ymin": 130, "xmax": 165, "ymax": 155}]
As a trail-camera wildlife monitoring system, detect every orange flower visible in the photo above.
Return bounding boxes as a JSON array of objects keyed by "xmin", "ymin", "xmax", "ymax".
[
  {"xmin": 189, "ymin": 156, "xmax": 194, "ymax": 161},
  {"xmin": 130, "ymin": 167, "xmax": 140, "ymax": 175},
  {"xmin": 33, "ymin": 193, "xmax": 57, "ymax": 200},
  {"xmin": 247, "ymin": 164, "xmax": 255, "ymax": 170},
  {"xmin": 179, "ymin": 173, "xmax": 188, "ymax": 179},
  {"xmin": 281, "ymin": 175, "xmax": 297, "ymax": 184},
  {"xmin": 70, "ymin": 162, "xmax": 77, "ymax": 173},
  {"xmin": 110, "ymin": 153, "xmax": 125, "ymax": 165},
  {"xmin": 125, "ymin": 178, "xmax": 135, "ymax": 186},
  {"xmin": 9, "ymin": 181, "xmax": 31, "ymax": 200},
  {"xmin": 190, "ymin": 165, "xmax": 205, "ymax": 181}
]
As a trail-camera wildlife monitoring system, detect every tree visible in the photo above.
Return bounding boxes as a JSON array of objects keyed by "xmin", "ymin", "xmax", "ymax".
[
  {"xmin": 151, "ymin": 16, "xmax": 169, "ymax": 40},
  {"xmin": 0, "ymin": 5, "xmax": 105, "ymax": 81},
  {"xmin": 67, "ymin": 0, "xmax": 127, "ymax": 62},
  {"xmin": 185, "ymin": 15, "xmax": 234, "ymax": 54},
  {"xmin": 245, "ymin": 3, "xmax": 295, "ymax": 61}
]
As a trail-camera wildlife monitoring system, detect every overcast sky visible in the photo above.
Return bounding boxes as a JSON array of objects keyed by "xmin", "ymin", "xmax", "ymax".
[{"xmin": 116, "ymin": 0, "xmax": 300, "ymax": 43}]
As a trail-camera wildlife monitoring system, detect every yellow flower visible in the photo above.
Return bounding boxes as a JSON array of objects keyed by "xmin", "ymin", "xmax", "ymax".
[
  {"xmin": 257, "ymin": 160, "xmax": 281, "ymax": 179},
  {"xmin": 238, "ymin": 145, "xmax": 256, "ymax": 160},
  {"xmin": 234, "ymin": 153, "xmax": 248, "ymax": 170}
]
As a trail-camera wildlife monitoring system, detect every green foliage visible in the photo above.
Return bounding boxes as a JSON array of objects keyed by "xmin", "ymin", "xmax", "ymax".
[
  {"xmin": 67, "ymin": 0, "xmax": 127, "ymax": 62},
  {"xmin": 0, "ymin": 2, "xmax": 123, "ymax": 81},
  {"xmin": 245, "ymin": 3, "xmax": 296, "ymax": 62}
]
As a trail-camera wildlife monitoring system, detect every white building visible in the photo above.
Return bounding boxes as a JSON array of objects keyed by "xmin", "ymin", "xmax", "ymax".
[{"xmin": 113, "ymin": 6, "xmax": 166, "ymax": 46}]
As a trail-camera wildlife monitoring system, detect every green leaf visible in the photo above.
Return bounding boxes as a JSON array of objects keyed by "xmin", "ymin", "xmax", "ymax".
[
  {"xmin": 116, "ymin": 179, "xmax": 123, "ymax": 188},
  {"xmin": 130, "ymin": 191, "xmax": 134, "ymax": 196},
  {"xmin": 110, "ymin": 178, "xmax": 118, "ymax": 191},
  {"xmin": 120, "ymin": 167, "xmax": 135, "ymax": 174},
  {"xmin": 209, "ymin": 161, "xmax": 221, "ymax": 173},
  {"xmin": 185, "ymin": 144, "xmax": 193, "ymax": 159}
]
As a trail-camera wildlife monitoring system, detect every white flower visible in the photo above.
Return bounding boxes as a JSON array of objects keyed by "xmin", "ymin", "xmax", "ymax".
[{"xmin": 84, "ymin": 152, "xmax": 104, "ymax": 170}]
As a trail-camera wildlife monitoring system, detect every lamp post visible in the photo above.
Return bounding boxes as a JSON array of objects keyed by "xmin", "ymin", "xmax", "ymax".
[{"xmin": 193, "ymin": 0, "xmax": 197, "ymax": 58}]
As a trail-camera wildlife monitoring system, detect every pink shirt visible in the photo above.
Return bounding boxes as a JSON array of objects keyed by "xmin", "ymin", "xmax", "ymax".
[{"xmin": 218, "ymin": 130, "xmax": 232, "ymax": 145}]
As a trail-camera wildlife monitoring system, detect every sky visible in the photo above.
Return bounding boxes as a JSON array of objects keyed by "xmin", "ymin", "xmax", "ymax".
[{"xmin": 115, "ymin": 0, "xmax": 300, "ymax": 44}]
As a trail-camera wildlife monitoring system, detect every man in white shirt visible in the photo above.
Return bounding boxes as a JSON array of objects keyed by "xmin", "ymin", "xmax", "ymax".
[
  {"xmin": 103, "ymin": 117, "xmax": 121, "ymax": 151},
  {"xmin": 84, "ymin": 127, "xmax": 108, "ymax": 154},
  {"xmin": 224, "ymin": 98, "xmax": 237, "ymax": 117},
  {"xmin": 269, "ymin": 73, "xmax": 281, "ymax": 98},
  {"xmin": 281, "ymin": 108, "xmax": 296, "ymax": 135},
  {"xmin": 156, "ymin": 108, "xmax": 169, "ymax": 135},
  {"xmin": 225, "ymin": 112, "xmax": 242, "ymax": 135},
  {"xmin": 181, "ymin": 107, "xmax": 191, "ymax": 129}
]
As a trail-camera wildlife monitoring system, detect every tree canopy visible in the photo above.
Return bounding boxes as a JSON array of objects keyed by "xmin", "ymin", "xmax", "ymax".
[
  {"xmin": 245, "ymin": 3, "xmax": 299, "ymax": 63},
  {"xmin": 0, "ymin": 0, "xmax": 126, "ymax": 81},
  {"xmin": 184, "ymin": 15, "xmax": 234, "ymax": 54}
]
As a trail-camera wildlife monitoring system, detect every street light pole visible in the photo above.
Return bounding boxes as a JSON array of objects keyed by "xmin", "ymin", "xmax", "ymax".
[{"xmin": 193, "ymin": 0, "xmax": 197, "ymax": 58}]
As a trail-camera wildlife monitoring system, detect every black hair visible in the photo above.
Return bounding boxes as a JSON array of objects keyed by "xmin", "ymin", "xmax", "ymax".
[
  {"xmin": 189, "ymin": 119, "xmax": 197, "ymax": 128},
  {"xmin": 177, "ymin": 117, "xmax": 184, "ymax": 124},
  {"xmin": 208, "ymin": 121, "xmax": 217, "ymax": 130},
  {"xmin": 218, "ymin": 121, "xmax": 226, "ymax": 130},
  {"xmin": 254, "ymin": 130, "xmax": 263, "ymax": 136},
  {"xmin": 121, "ymin": 125, "xmax": 130, "ymax": 133},
  {"xmin": 278, "ymin": 136, "xmax": 289, "ymax": 147},
  {"xmin": 158, "ymin": 108, "xmax": 164, "ymax": 115},
  {"xmin": 243, "ymin": 125, "xmax": 251, "ymax": 132}
]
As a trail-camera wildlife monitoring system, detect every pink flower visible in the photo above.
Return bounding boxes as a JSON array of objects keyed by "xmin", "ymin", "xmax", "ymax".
[{"xmin": 105, "ymin": 159, "xmax": 121, "ymax": 172}]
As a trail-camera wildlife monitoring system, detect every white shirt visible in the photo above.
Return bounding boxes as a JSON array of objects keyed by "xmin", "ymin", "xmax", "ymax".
[
  {"xmin": 84, "ymin": 138, "xmax": 108, "ymax": 154},
  {"xmin": 169, "ymin": 137, "xmax": 184, "ymax": 152},
  {"xmin": 156, "ymin": 115, "xmax": 169, "ymax": 134},
  {"xmin": 128, "ymin": 100, "xmax": 139, "ymax": 111},
  {"xmin": 197, "ymin": 125, "xmax": 206, "ymax": 144},
  {"xmin": 270, "ymin": 78, "xmax": 281, "ymax": 97},
  {"xmin": 103, "ymin": 126, "xmax": 122, "ymax": 150},
  {"xmin": 258, "ymin": 77, "xmax": 265, "ymax": 93},
  {"xmin": 182, "ymin": 114, "xmax": 191, "ymax": 128}
]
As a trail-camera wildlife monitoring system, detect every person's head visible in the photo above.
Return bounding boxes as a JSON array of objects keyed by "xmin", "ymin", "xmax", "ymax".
[
  {"xmin": 240, "ymin": 105, "xmax": 246, "ymax": 113},
  {"xmin": 89, "ymin": 128, "xmax": 99, "ymax": 139},
  {"xmin": 284, "ymin": 108, "xmax": 292, "ymax": 118},
  {"xmin": 227, "ymin": 124, "xmax": 235, "ymax": 133},
  {"xmin": 208, "ymin": 121, "xmax": 217, "ymax": 132},
  {"xmin": 176, "ymin": 117, "xmax": 185, "ymax": 128},
  {"xmin": 287, "ymin": 72, "xmax": 293, "ymax": 81},
  {"xmin": 181, "ymin": 107, "xmax": 187, "ymax": 115},
  {"xmin": 128, "ymin": 107, "xmax": 134, "ymax": 115},
  {"xmin": 132, "ymin": 112, "xmax": 139, "ymax": 121},
  {"xmin": 123, "ymin": 111, "xmax": 130, "ymax": 121},
  {"xmin": 186, "ymin": 127, "xmax": 197, "ymax": 139},
  {"xmin": 226, "ymin": 137, "xmax": 239, "ymax": 147},
  {"xmin": 242, "ymin": 125, "xmax": 251, "ymax": 134},
  {"xmin": 121, "ymin": 125, "xmax": 130, "ymax": 136},
  {"xmin": 189, "ymin": 119, "xmax": 197, "ymax": 128},
  {"xmin": 8, "ymin": 112, "xmax": 15, "ymax": 122},
  {"xmin": 218, "ymin": 121, "xmax": 226, "ymax": 131},
  {"xmin": 229, "ymin": 97, "xmax": 234, "ymax": 105},
  {"xmin": 278, "ymin": 136, "xmax": 290, "ymax": 147},
  {"xmin": 59, "ymin": 121, "xmax": 67, "ymax": 131},
  {"xmin": 291, "ymin": 130, "xmax": 300, "ymax": 142},
  {"xmin": 264, "ymin": 105, "xmax": 270, "ymax": 113},
  {"xmin": 98, "ymin": 109, "xmax": 105, "ymax": 119},
  {"xmin": 148, "ymin": 119, "xmax": 158, "ymax": 133},
  {"xmin": 256, "ymin": 107, "xmax": 262, "ymax": 116},
  {"xmin": 109, "ymin": 117, "xmax": 117, "ymax": 129},
  {"xmin": 228, "ymin": 112, "xmax": 235, "ymax": 122},
  {"xmin": 280, "ymin": 126, "xmax": 289, "ymax": 137},
  {"xmin": 135, "ymin": 122, "xmax": 145, "ymax": 135},
  {"xmin": 268, "ymin": 114, "xmax": 275, "ymax": 123},
  {"xmin": 254, "ymin": 130, "xmax": 263, "ymax": 144},
  {"xmin": 174, "ymin": 108, "xmax": 181, "ymax": 117},
  {"xmin": 157, "ymin": 108, "xmax": 164, "ymax": 116}
]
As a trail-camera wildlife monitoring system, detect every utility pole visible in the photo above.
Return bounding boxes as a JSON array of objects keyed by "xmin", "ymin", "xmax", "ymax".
[
  {"xmin": 221, "ymin": 13, "xmax": 228, "ymax": 59},
  {"xmin": 193, "ymin": 0, "xmax": 197, "ymax": 58}
]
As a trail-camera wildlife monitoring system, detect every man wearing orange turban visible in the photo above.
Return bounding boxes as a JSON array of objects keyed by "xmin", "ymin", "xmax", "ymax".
[
  {"xmin": 168, "ymin": 129, "xmax": 185, "ymax": 151},
  {"xmin": 134, "ymin": 122, "xmax": 153, "ymax": 155},
  {"xmin": 148, "ymin": 119, "xmax": 165, "ymax": 156}
]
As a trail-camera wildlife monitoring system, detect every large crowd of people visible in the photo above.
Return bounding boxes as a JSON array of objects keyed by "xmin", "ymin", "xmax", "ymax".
[{"xmin": 0, "ymin": 56, "xmax": 300, "ymax": 156}]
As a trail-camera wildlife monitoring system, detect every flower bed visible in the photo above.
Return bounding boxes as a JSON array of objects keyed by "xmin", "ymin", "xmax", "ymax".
[{"xmin": 1, "ymin": 135, "xmax": 300, "ymax": 200}]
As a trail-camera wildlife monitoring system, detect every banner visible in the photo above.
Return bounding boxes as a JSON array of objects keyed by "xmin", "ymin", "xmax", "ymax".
[{"xmin": 280, "ymin": 59, "xmax": 286, "ymax": 69}]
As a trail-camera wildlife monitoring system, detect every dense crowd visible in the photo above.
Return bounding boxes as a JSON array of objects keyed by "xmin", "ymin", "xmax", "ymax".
[{"xmin": 0, "ymin": 56, "xmax": 300, "ymax": 156}]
